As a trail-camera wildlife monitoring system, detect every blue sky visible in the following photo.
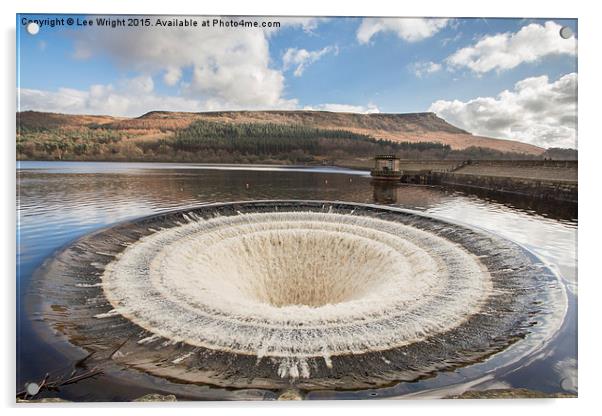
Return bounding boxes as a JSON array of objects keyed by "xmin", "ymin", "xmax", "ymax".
[{"xmin": 17, "ymin": 15, "xmax": 578, "ymax": 148}]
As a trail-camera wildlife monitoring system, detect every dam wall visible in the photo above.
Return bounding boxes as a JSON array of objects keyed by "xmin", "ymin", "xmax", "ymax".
[
  {"xmin": 433, "ymin": 172, "xmax": 577, "ymax": 203},
  {"xmin": 396, "ymin": 160, "xmax": 578, "ymax": 203}
]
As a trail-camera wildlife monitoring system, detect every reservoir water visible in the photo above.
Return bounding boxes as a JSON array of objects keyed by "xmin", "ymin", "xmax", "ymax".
[{"xmin": 16, "ymin": 161, "xmax": 577, "ymax": 400}]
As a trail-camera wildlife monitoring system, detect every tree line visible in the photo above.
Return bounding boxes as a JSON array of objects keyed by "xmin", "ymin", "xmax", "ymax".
[{"xmin": 16, "ymin": 119, "xmax": 573, "ymax": 163}]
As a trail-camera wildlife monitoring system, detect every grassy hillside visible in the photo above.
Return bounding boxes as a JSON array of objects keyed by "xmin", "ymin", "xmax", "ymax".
[{"xmin": 16, "ymin": 110, "xmax": 552, "ymax": 165}]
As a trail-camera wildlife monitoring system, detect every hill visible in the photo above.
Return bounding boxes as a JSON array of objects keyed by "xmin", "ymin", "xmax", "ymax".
[{"xmin": 16, "ymin": 110, "xmax": 546, "ymax": 165}]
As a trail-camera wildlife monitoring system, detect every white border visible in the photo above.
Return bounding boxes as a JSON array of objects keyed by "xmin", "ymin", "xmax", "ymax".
[{"xmin": 3, "ymin": 1, "xmax": 598, "ymax": 415}]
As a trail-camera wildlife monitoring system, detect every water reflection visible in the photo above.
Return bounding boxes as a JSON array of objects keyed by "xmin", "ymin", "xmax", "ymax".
[
  {"xmin": 371, "ymin": 181, "xmax": 576, "ymax": 222},
  {"xmin": 372, "ymin": 181, "xmax": 448, "ymax": 209},
  {"xmin": 16, "ymin": 161, "xmax": 577, "ymax": 400}
]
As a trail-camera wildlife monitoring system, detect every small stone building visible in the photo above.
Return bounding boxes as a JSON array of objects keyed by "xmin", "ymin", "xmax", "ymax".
[{"xmin": 370, "ymin": 155, "xmax": 401, "ymax": 180}]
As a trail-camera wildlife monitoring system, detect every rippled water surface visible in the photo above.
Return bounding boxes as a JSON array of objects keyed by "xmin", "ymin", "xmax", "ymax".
[{"xmin": 16, "ymin": 161, "xmax": 577, "ymax": 400}]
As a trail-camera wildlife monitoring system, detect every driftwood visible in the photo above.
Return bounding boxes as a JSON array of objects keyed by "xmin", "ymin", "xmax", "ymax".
[
  {"xmin": 17, "ymin": 368, "xmax": 103, "ymax": 399},
  {"xmin": 109, "ymin": 336, "xmax": 130, "ymax": 359},
  {"xmin": 59, "ymin": 368, "xmax": 103, "ymax": 386},
  {"xmin": 74, "ymin": 351, "xmax": 95, "ymax": 368},
  {"xmin": 16, "ymin": 339, "xmax": 128, "ymax": 399}
]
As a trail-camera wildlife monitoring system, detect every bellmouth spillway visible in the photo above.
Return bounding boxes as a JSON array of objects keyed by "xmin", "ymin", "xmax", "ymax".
[{"xmin": 34, "ymin": 200, "xmax": 563, "ymax": 390}]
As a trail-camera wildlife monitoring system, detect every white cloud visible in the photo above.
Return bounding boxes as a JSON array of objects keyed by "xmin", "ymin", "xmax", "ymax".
[
  {"xmin": 410, "ymin": 61, "xmax": 442, "ymax": 78},
  {"xmin": 69, "ymin": 16, "xmax": 321, "ymax": 110},
  {"xmin": 446, "ymin": 21, "xmax": 577, "ymax": 74},
  {"xmin": 18, "ymin": 82, "xmax": 384, "ymax": 116},
  {"xmin": 428, "ymin": 73, "xmax": 577, "ymax": 148},
  {"xmin": 282, "ymin": 46, "xmax": 337, "ymax": 77},
  {"xmin": 18, "ymin": 80, "xmax": 381, "ymax": 117},
  {"xmin": 17, "ymin": 74, "xmax": 298, "ymax": 117},
  {"xmin": 357, "ymin": 18, "xmax": 449, "ymax": 44},
  {"xmin": 441, "ymin": 32, "xmax": 462, "ymax": 47},
  {"xmin": 123, "ymin": 75, "xmax": 154, "ymax": 94},
  {"xmin": 19, "ymin": 82, "xmax": 199, "ymax": 117},
  {"xmin": 274, "ymin": 17, "xmax": 328, "ymax": 33},
  {"xmin": 303, "ymin": 103, "xmax": 380, "ymax": 114},
  {"xmin": 163, "ymin": 67, "xmax": 182, "ymax": 87}
]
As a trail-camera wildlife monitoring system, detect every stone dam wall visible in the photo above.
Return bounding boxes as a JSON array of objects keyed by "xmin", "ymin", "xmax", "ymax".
[
  {"xmin": 398, "ymin": 160, "xmax": 578, "ymax": 203},
  {"xmin": 432, "ymin": 172, "xmax": 577, "ymax": 203}
]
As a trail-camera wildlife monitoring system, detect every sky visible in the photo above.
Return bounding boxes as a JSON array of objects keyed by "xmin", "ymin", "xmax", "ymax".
[{"xmin": 16, "ymin": 15, "xmax": 578, "ymax": 148}]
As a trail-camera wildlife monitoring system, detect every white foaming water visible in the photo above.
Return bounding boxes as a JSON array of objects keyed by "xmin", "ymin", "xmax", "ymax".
[{"xmin": 101, "ymin": 212, "xmax": 492, "ymax": 377}]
